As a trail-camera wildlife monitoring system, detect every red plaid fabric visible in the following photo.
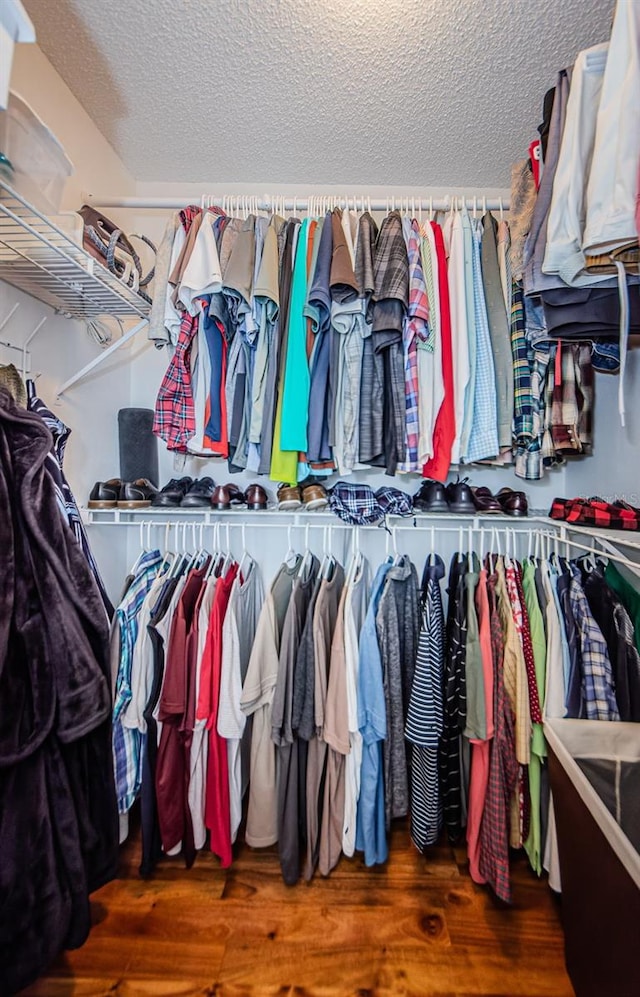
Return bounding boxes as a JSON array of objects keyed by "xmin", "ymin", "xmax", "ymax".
[
  {"xmin": 478, "ymin": 567, "xmax": 519, "ymax": 904},
  {"xmin": 153, "ymin": 310, "xmax": 199, "ymax": 452},
  {"xmin": 550, "ymin": 496, "xmax": 640, "ymax": 530},
  {"xmin": 153, "ymin": 206, "xmax": 202, "ymax": 452}
]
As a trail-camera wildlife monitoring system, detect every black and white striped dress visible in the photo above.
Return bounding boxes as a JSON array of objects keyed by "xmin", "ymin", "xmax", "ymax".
[{"xmin": 404, "ymin": 555, "xmax": 445, "ymax": 851}]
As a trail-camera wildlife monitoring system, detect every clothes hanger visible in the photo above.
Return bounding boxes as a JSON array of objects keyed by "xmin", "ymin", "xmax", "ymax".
[
  {"xmin": 323, "ymin": 525, "xmax": 336, "ymax": 580},
  {"xmin": 220, "ymin": 523, "xmax": 235, "ymax": 575},
  {"xmin": 284, "ymin": 524, "xmax": 298, "ymax": 569}
]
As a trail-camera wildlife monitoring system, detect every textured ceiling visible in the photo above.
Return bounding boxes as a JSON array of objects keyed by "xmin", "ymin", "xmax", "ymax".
[{"xmin": 23, "ymin": 0, "xmax": 614, "ymax": 187}]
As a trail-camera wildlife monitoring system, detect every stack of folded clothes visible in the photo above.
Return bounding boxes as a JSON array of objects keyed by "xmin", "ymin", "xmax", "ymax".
[{"xmin": 550, "ymin": 496, "xmax": 640, "ymax": 530}]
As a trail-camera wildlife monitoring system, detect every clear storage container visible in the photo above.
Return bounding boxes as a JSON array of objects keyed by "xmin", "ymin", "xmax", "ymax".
[{"xmin": 0, "ymin": 91, "xmax": 74, "ymax": 214}]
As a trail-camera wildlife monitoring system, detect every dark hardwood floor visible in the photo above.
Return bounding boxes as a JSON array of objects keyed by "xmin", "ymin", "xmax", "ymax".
[{"xmin": 21, "ymin": 822, "xmax": 573, "ymax": 996}]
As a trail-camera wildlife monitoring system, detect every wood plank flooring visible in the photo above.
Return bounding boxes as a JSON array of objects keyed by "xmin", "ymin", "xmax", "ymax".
[{"xmin": 20, "ymin": 822, "xmax": 573, "ymax": 996}]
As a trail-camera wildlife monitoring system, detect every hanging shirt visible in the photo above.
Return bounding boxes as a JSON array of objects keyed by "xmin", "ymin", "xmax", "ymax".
[
  {"xmin": 280, "ymin": 219, "xmax": 311, "ymax": 452},
  {"xmin": 356, "ymin": 559, "xmax": 393, "ymax": 866},
  {"xmin": 241, "ymin": 558, "xmax": 301, "ymax": 847},
  {"xmin": 188, "ymin": 574, "xmax": 217, "ymax": 852},
  {"xmin": 112, "ymin": 550, "xmax": 163, "ymax": 815},
  {"xmin": 201, "ymin": 563, "xmax": 239, "ymax": 868},
  {"xmin": 217, "ymin": 560, "xmax": 264, "ymax": 844},
  {"xmin": 342, "ymin": 554, "xmax": 368, "ymax": 857},
  {"xmin": 416, "ymin": 222, "xmax": 444, "ymax": 464},
  {"xmin": 305, "ymin": 562, "xmax": 345, "ymax": 879},
  {"xmin": 465, "ymin": 222, "xmax": 499, "ymax": 462},
  {"xmin": 422, "ymin": 222, "xmax": 455, "ymax": 482},
  {"xmin": 397, "ymin": 220, "xmax": 429, "ymax": 473},
  {"xmin": 272, "ymin": 555, "xmax": 320, "ymax": 885},
  {"xmin": 405, "ymin": 554, "xmax": 445, "ymax": 852},
  {"xmin": 376, "ymin": 556, "xmax": 420, "ymax": 828},
  {"xmin": 478, "ymin": 566, "xmax": 519, "ymax": 903},
  {"xmin": 568, "ymin": 565, "xmax": 620, "ymax": 721},
  {"xmin": 320, "ymin": 578, "xmax": 350, "ymax": 876}
]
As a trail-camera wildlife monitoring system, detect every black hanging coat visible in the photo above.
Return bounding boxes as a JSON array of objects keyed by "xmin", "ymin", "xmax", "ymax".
[{"xmin": 0, "ymin": 389, "xmax": 118, "ymax": 995}]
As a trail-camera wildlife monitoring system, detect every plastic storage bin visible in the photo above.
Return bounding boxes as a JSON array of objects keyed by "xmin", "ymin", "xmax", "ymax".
[
  {"xmin": 546, "ymin": 719, "xmax": 640, "ymax": 997},
  {"xmin": 0, "ymin": 91, "xmax": 73, "ymax": 214}
]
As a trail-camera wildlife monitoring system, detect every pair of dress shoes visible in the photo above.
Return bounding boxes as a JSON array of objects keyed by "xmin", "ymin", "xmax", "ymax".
[
  {"xmin": 153, "ymin": 477, "xmax": 269, "ymax": 510},
  {"xmin": 413, "ymin": 479, "xmax": 528, "ymax": 516},
  {"xmin": 413, "ymin": 478, "xmax": 476, "ymax": 514},
  {"xmin": 472, "ymin": 486, "xmax": 528, "ymax": 516},
  {"xmin": 89, "ymin": 477, "xmax": 158, "ymax": 508}
]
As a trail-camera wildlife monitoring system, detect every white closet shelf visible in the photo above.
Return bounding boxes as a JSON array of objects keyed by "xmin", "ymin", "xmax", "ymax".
[
  {"xmin": 85, "ymin": 508, "xmax": 551, "ymax": 528},
  {"xmin": 0, "ymin": 180, "xmax": 151, "ymax": 320}
]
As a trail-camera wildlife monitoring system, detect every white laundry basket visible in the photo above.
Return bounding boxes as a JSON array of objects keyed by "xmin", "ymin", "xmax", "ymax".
[{"xmin": 545, "ymin": 719, "xmax": 640, "ymax": 997}]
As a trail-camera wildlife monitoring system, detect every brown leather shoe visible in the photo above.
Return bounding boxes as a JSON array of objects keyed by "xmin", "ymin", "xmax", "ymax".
[
  {"xmin": 471, "ymin": 486, "xmax": 503, "ymax": 514},
  {"xmin": 277, "ymin": 483, "xmax": 302, "ymax": 510},
  {"xmin": 244, "ymin": 483, "xmax": 268, "ymax": 510},
  {"xmin": 211, "ymin": 483, "xmax": 244, "ymax": 510},
  {"xmin": 301, "ymin": 482, "xmax": 328, "ymax": 510},
  {"xmin": 497, "ymin": 487, "xmax": 528, "ymax": 517}
]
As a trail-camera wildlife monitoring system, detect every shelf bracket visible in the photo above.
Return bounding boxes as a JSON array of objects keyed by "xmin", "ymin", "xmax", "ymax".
[{"xmin": 56, "ymin": 318, "xmax": 149, "ymax": 398}]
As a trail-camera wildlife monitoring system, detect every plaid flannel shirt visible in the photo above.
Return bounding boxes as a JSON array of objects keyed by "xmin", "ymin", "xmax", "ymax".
[
  {"xmin": 153, "ymin": 206, "xmax": 202, "ymax": 453},
  {"xmin": 510, "ymin": 280, "xmax": 534, "ymax": 444},
  {"xmin": 568, "ymin": 566, "xmax": 620, "ymax": 721},
  {"xmin": 550, "ymin": 497, "xmax": 640, "ymax": 531},
  {"xmin": 329, "ymin": 481, "xmax": 385, "ymax": 525},
  {"xmin": 548, "ymin": 343, "xmax": 593, "ymax": 456},
  {"xmin": 398, "ymin": 225, "xmax": 429, "ymax": 472},
  {"xmin": 112, "ymin": 550, "xmax": 163, "ymax": 813}
]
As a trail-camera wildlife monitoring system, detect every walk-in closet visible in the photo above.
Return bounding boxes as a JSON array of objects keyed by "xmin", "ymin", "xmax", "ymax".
[{"xmin": 1, "ymin": 1, "xmax": 639, "ymax": 995}]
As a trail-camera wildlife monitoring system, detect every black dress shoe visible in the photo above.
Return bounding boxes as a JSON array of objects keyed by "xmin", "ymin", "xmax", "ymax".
[
  {"xmin": 445, "ymin": 478, "xmax": 476, "ymax": 514},
  {"xmin": 413, "ymin": 479, "xmax": 448, "ymax": 513},
  {"xmin": 88, "ymin": 478, "xmax": 122, "ymax": 509},
  {"xmin": 117, "ymin": 479, "xmax": 159, "ymax": 508},
  {"xmin": 152, "ymin": 476, "xmax": 193, "ymax": 507},
  {"xmin": 181, "ymin": 476, "xmax": 216, "ymax": 508}
]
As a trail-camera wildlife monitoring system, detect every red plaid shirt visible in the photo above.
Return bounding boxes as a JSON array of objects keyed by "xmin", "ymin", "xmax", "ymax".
[{"xmin": 153, "ymin": 206, "xmax": 202, "ymax": 452}]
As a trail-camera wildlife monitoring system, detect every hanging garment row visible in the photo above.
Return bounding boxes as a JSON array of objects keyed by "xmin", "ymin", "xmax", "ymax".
[
  {"xmin": 110, "ymin": 522, "xmax": 640, "ymax": 904},
  {"xmin": 151, "ymin": 201, "xmax": 598, "ymax": 485},
  {"xmin": 510, "ymin": 0, "xmax": 640, "ymax": 428}
]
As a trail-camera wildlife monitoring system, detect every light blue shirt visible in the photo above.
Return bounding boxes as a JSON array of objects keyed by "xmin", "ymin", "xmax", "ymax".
[
  {"xmin": 356, "ymin": 558, "xmax": 392, "ymax": 866},
  {"xmin": 465, "ymin": 220, "xmax": 499, "ymax": 462}
]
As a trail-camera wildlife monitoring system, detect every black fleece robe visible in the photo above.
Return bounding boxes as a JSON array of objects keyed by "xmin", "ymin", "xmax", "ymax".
[{"xmin": 0, "ymin": 389, "xmax": 118, "ymax": 995}]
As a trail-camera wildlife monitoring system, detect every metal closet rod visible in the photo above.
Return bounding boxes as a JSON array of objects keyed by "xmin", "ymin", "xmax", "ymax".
[{"xmin": 86, "ymin": 193, "xmax": 511, "ymax": 212}]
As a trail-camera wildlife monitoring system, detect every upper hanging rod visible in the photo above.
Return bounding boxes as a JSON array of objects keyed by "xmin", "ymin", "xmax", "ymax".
[{"xmin": 86, "ymin": 193, "xmax": 511, "ymax": 213}]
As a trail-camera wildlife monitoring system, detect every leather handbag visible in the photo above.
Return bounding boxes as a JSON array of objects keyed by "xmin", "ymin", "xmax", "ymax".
[{"xmin": 78, "ymin": 205, "xmax": 156, "ymax": 300}]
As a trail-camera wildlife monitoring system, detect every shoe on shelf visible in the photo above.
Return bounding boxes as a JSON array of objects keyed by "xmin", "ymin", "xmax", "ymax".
[
  {"xmin": 117, "ymin": 479, "xmax": 159, "ymax": 508},
  {"xmin": 152, "ymin": 476, "xmax": 193, "ymax": 507},
  {"xmin": 88, "ymin": 478, "xmax": 122, "ymax": 509},
  {"xmin": 211, "ymin": 483, "xmax": 244, "ymax": 510},
  {"xmin": 471, "ymin": 486, "xmax": 503, "ymax": 514},
  {"xmin": 244, "ymin": 483, "xmax": 269, "ymax": 510},
  {"xmin": 277, "ymin": 483, "xmax": 302, "ymax": 510},
  {"xmin": 413, "ymin": 479, "xmax": 448, "ymax": 513},
  {"xmin": 301, "ymin": 482, "xmax": 328, "ymax": 510},
  {"xmin": 445, "ymin": 478, "xmax": 476, "ymax": 514},
  {"xmin": 497, "ymin": 487, "xmax": 529, "ymax": 517},
  {"xmin": 180, "ymin": 477, "xmax": 216, "ymax": 508}
]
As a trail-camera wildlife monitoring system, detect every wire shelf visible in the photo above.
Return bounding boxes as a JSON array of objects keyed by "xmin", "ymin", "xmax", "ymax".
[{"xmin": 0, "ymin": 180, "xmax": 152, "ymax": 320}]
